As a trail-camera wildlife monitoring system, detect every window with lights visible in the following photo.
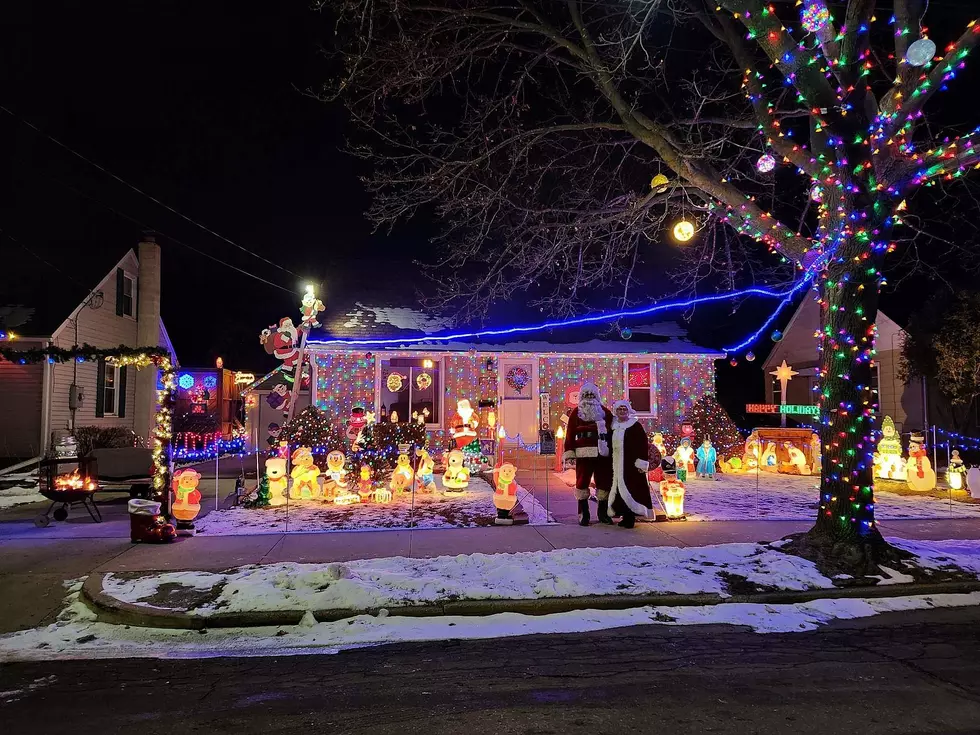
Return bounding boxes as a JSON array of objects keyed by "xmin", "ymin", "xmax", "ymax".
[
  {"xmin": 379, "ymin": 357, "xmax": 441, "ymax": 426},
  {"xmin": 625, "ymin": 361, "xmax": 658, "ymax": 416}
]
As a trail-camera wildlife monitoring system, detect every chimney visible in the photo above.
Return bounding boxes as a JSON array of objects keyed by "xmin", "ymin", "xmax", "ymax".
[{"xmin": 134, "ymin": 233, "xmax": 162, "ymax": 444}]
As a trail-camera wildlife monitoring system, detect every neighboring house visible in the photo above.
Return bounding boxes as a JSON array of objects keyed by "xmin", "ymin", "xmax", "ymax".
[
  {"xmin": 245, "ymin": 301, "xmax": 723, "ymax": 449},
  {"xmin": 0, "ymin": 235, "xmax": 175, "ymax": 460},
  {"xmin": 763, "ymin": 296, "xmax": 927, "ymax": 433}
]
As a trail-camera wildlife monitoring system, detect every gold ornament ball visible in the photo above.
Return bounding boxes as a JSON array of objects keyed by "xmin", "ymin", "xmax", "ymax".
[
  {"xmin": 673, "ymin": 219, "xmax": 695, "ymax": 242},
  {"xmin": 650, "ymin": 174, "xmax": 670, "ymax": 193}
]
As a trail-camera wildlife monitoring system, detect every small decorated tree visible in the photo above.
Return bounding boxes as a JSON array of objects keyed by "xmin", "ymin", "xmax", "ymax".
[
  {"xmin": 684, "ymin": 394, "xmax": 744, "ymax": 460},
  {"xmin": 353, "ymin": 420, "xmax": 427, "ymax": 474}
]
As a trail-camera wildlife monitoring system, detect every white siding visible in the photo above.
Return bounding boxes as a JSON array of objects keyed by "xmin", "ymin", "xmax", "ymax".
[{"xmin": 49, "ymin": 252, "xmax": 141, "ymax": 438}]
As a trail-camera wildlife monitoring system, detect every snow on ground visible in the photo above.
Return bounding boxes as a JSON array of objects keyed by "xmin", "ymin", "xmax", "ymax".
[
  {"xmin": 558, "ymin": 470, "xmax": 980, "ymax": 521},
  {"xmin": 0, "ymin": 472, "xmax": 43, "ymax": 509},
  {"xmin": 194, "ymin": 476, "xmax": 551, "ymax": 535},
  {"xmin": 3, "ymin": 580, "xmax": 979, "ymax": 661},
  {"xmin": 101, "ymin": 543, "xmax": 838, "ymax": 616},
  {"xmin": 888, "ymin": 538, "xmax": 980, "ymax": 576}
]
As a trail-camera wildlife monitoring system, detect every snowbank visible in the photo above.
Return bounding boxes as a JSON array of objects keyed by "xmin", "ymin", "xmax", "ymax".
[{"xmin": 101, "ymin": 542, "xmax": 839, "ymax": 616}]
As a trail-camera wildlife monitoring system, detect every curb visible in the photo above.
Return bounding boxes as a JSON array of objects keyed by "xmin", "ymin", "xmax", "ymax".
[{"xmin": 80, "ymin": 573, "xmax": 980, "ymax": 631}]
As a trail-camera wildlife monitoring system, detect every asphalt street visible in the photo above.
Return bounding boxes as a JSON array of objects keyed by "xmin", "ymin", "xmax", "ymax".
[{"xmin": 3, "ymin": 606, "xmax": 980, "ymax": 734}]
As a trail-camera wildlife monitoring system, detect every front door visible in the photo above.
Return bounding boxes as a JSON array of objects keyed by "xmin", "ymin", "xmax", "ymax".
[{"xmin": 498, "ymin": 357, "xmax": 538, "ymax": 444}]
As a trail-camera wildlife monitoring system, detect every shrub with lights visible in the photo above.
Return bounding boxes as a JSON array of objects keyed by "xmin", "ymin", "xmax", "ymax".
[{"xmin": 353, "ymin": 420, "xmax": 428, "ymax": 475}]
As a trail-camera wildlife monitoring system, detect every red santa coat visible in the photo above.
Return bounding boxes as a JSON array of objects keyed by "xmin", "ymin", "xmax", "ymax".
[
  {"xmin": 562, "ymin": 406, "xmax": 614, "ymax": 461},
  {"xmin": 609, "ymin": 417, "xmax": 653, "ymax": 517}
]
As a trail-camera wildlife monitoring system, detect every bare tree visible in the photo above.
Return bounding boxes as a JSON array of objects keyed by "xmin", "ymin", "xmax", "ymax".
[{"xmin": 323, "ymin": 0, "xmax": 980, "ymax": 565}]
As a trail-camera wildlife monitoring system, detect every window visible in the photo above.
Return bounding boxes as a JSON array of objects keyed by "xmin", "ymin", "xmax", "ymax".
[
  {"xmin": 626, "ymin": 361, "xmax": 657, "ymax": 415},
  {"xmin": 121, "ymin": 275, "xmax": 135, "ymax": 317},
  {"xmin": 772, "ymin": 375, "xmax": 783, "ymax": 405},
  {"xmin": 379, "ymin": 357, "xmax": 441, "ymax": 425},
  {"xmin": 104, "ymin": 366, "xmax": 119, "ymax": 415}
]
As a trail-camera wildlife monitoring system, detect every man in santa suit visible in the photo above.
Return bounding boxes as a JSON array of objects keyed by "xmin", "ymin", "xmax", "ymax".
[
  {"xmin": 562, "ymin": 382, "xmax": 614, "ymax": 526},
  {"xmin": 608, "ymin": 400, "xmax": 653, "ymax": 528}
]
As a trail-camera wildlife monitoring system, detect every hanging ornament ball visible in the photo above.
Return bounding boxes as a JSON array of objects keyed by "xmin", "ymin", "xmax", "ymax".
[
  {"xmin": 729, "ymin": 358, "xmax": 739, "ymax": 367},
  {"xmin": 771, "ymin": 330, "xmax": 784, "ymax": 342},
  {"xmin": 801, "ymin": 1, "xmax": 830, "ymax": 34},
  {"xmin": 906, "ymin": 38, "xmax": 937, "ymax": 67},
  {"xmin": 756, "ymin": 153, "xmax": 777, "ymax": 173},
  {"xmin": 672, "ymin": 219, "xmax": 695, "ymax": 242},
  {"xmin": 650, "ymin": 173, "xmax": 670, "ymax": 193},
  {"xmin": 810, "ymin": 185, "xmax": 824, "ymax": 203},
  {"xmin": 621, "ymin": 327, "xmax": 633, "ymax": 340},
  {"xmin": 745, "ymin": 351, "xmax": 756, "ymax": 362}
]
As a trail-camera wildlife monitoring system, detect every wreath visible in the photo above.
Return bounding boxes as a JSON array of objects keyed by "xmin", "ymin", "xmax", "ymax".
[
  {"xmin": 415, "ymin": 372, "xmax": 432, "ymax": 391},
  {"xmin": 386, "ymin": 373, "xmax": 406, "ymax": 392},
  {"xmin": 506, "ymin": 366, "xmax": 531, "ymax": 394}
]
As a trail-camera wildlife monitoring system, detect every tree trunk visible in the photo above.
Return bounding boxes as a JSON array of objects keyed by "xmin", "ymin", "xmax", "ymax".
[{"xmin": 812, "ymin": 230, "xmax": 883, "ymax": 543}]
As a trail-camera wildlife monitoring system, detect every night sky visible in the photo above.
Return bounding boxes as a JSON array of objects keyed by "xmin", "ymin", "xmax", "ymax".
[{"xmin": 3, "ymin": 1, "xmax": 979, "ymax": 418}]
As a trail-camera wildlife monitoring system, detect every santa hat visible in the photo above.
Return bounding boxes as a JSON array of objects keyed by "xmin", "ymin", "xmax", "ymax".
[
  {"xmin": 612, "ymin": 399, "xmax": 632, "ymax": 413},
  {"xmin": 580, "ymin": 382, "xmax": 601, "ymax": 398}
]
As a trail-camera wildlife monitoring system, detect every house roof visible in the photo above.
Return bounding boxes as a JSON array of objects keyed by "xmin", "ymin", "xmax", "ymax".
[
  {"xmin": 308, "ymin": 301, "xmax": 724, "ymax": 357},
  {"xmin": 0, "ymin": 246, "xmax": 134, "ymax": 338}
]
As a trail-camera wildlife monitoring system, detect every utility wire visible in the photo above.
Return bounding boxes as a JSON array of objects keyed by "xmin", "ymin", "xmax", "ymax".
[
  {"xmin": 1, "ymin": 105, "xmax": 303, "ymax": 281},
  {"xmin": 35, "ymin": 176, "xmax": 298, "ymax": 295}
]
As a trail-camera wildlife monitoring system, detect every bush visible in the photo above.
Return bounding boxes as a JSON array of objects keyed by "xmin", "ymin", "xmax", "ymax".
[{"xmin": 73, "ymin": 426, "xmax": 140, "ymax": 457}]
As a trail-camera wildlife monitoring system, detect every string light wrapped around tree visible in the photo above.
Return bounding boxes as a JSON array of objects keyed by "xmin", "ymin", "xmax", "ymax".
[
  {"xmin": 800, "ymin": 1, "xmax": 830, "ymax": 34},
  {"xmin": 756, "ymin": 153, "xmax": 777, "ymax": 173}
]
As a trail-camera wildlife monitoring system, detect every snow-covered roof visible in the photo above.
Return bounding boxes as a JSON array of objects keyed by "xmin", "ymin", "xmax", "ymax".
[{"xmin": 309, "ymin": 301, "xmax": 724, "ymax": 357}]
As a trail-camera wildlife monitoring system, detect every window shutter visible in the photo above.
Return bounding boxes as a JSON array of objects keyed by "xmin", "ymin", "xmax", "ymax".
[
  {"xmin": 95, "ymin": 359, "xmax": 106, "ymax": 417},
  {"xmin": 115, "ymin": 268, "xmax": 125, "ymax": 316},
  {"xmin": 118, "ymin": 366, "xmax": 128, "ymax": 418}
]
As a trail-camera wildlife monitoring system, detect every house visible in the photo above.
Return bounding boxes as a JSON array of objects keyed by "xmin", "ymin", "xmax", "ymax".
[
  {"xmin": 0, "ymin": 235, "xmax": 175, "ymax": 460},
  {"xmin": 762, "ymin": 296, "xmax": 927, "ymax": 433},
  {"xmin": 245, "ymin": 301, "xmax": 723, "ymax": 450}
]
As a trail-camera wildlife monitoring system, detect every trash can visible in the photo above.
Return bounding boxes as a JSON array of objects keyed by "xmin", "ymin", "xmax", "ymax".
[{"xmin": 128, "ymin": 499, "xmax": 176, "ymax": 544}]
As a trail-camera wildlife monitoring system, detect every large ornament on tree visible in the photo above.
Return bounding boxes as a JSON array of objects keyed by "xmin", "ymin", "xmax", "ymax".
[
  {"xmin": 756, "ymin": 153, "xmax": 777, "ymax": 173},
  {"xmin": 672, "ymin": 219, "xmax": 695, "ymax": 242},
  {"xmin": 801, "ymin": 1, "xmax": 830, "ymax": 33},
  {"xmin": 906, "ymin": 38, "xmax": 937, "ymax": 67}
]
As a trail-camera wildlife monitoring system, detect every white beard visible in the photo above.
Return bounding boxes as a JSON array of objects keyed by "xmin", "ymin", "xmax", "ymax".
[{"xmin": 577, "ymin": 398, "xmax": 603, "ymax": 424}]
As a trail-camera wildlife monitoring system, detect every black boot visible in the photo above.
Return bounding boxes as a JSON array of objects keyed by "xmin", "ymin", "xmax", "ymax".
[
  {"xmin": 598, "ymin": 500, "xmax": 613, "ymax": 525},
  {"xmin": 618, "ymin": 510, "xmax": 636, "ymax": 529},
  {"xmin": 577, "ymin": 498, "xmax": 590, "ymax": 526}
]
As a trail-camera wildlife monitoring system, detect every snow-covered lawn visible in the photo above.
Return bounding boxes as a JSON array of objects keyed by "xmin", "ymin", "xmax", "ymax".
[
  {"xmin": 101, "ymin": 542, "xmax": 841, "ymax": 617},
  {"xmin": 194, "ymin": 476, "xmax": 551, "ymax": 535},
  {"xmin": 2, "ymin": 578, "xmax": 978, "ymax": 661},
  {"xmin": 558, "ymin": 469, "xmax": 980, "ymax": 521},
  {"xmin": 0, "ymin": 472, "xmax": 43, "ymax": 509}
]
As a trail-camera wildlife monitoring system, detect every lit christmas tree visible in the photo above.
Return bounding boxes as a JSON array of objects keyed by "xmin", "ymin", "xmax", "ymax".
[
  {"xmin": 683, "ymin": 394, "xmax": 743, "ymax": 460},
  {"xmin": 280, "ymin": 406, "xmax": 348, "ymax": 468},
  {"xmin": 352, "ymin": 420, "xmax": 427, "ymax": 475}
]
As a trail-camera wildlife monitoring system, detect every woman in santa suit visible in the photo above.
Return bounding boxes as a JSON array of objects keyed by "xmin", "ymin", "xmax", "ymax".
[{"xmin": 608, "ymin": 400, "xmax": 653, "ymax": 528}]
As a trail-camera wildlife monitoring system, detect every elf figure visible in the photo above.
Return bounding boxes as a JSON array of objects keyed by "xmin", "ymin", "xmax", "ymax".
[
  {"xmin": 673, "ymin": 437, "xmax": 695, "ymax": 481},
  {"xmin": 696, "ymin": 438, "xmax": 717, "ymax": 480},
  {"xmin": 300, "ymin": 286, "xmax": 325, "ymax": 329}
]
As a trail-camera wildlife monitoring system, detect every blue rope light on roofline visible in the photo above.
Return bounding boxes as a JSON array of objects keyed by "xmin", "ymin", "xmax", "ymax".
[{"xmin": 310, "ymin": 283, "xmax": 809, "ymax": 350}]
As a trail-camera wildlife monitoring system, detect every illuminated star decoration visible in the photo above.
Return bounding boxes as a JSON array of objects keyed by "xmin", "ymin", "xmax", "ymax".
[{"xmin": 770, "ymin": 360, "xmax": 799, "ymax": 400}]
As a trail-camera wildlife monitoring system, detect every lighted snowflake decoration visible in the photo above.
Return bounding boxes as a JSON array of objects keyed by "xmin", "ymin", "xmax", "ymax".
[
  {"xmin": 801, "ymin": 1, "xmax": 830, "ymax": 34},
  {"xmin": 756, "ymin": 153, "xmax": 777, "ymax": 173},
  {"xmin": 203, "ymin": 374, "xmax": 218, "ymax": 390},
  {"xmin": 178, "ymin": 373, "xmax": 195, "ymax": 390}
]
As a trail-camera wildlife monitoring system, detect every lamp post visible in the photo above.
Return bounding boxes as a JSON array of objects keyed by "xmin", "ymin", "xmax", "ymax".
[{"xmin": 496, "ymin": 425, "xmax": 506, "ymax": 467}]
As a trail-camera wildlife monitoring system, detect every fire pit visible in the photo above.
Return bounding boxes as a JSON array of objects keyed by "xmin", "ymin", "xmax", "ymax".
[{"xmin": 35, "ymin": 456, "xmax": 102, "ymax": 527}]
